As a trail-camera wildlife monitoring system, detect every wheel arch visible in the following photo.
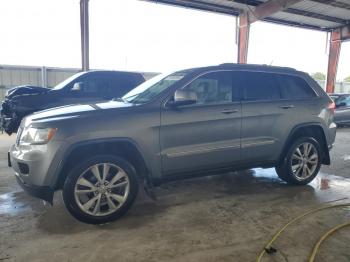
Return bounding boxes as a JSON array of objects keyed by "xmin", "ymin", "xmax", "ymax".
[
  {"xmin": 279, "ymin": 123, "xmax": 330, "ymax": 165},
  {"xmin": 53, "ymin": 138, "xmax": 152, "ymax": 190}
]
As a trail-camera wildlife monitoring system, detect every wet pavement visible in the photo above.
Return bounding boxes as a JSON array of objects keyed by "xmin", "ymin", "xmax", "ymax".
[{"xmin": 0, "ymin": 129, "xmax": 350, "ymax": 262}]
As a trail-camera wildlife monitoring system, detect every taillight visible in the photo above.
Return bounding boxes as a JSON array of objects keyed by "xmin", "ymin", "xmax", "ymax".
[{"xmin": 328, "ymin": 102, "xmax": 336, "ymax": 113}]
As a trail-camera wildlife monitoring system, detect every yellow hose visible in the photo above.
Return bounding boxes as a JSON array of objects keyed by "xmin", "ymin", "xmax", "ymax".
[
  {"xmin": 256, "ymin": 203, "xmax": 350, "ymax": 262},
  {"xmin": 308, "ymin": 222, "xmax": 350, "ymax": 262}
]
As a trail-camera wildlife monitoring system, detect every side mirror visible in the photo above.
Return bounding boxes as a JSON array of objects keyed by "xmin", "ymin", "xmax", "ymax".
[
  {"xmin": 337, "ymin": 102, "xmax": 346, "ymax": 108},
  {"xmin": 169, "ymin": 89, "xmax": 197, "ymax": 107},
  {"xmin": 72, "ymin": 82, "xmax": 83, "ymax": 92}
]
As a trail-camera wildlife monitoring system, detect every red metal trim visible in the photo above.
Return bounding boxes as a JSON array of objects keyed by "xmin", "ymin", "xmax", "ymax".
[
  {"xmin": 237, "ymin": 13, "xmax": 249, "ymax": 64},
  {"xmin": 326, "ymin": 29, "xmax": 341, "ymax": 94}
]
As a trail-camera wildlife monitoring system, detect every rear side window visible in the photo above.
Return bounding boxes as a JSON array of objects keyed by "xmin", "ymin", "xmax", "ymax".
[
  {"xmin": 111, "ymin": 73, "xmax": 145, "ymax": 90},
  {"xmin": 234, "ymin": 71, "xmax": 281, "ymax": 101},
  {"xmin": 104, "ymin": 73, "xmax": 145, "ymax": 98},
  {"xmin": 278, "ymin": 75, "xmax": 316, "ymax": 99}
]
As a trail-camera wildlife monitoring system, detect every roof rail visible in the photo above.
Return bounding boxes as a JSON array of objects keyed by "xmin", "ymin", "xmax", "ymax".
[{"xmin": 218, "ymin": 63, "xmax": 297, "ymax": 71}]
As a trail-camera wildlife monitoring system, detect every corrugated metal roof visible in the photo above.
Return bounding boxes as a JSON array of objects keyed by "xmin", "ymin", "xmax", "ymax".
[{"xmin": 142, "ymin": 0, "xmax": 350, "ymax": 31}]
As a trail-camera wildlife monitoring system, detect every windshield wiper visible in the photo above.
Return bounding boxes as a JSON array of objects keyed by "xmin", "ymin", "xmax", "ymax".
[{"xmin": 122, "ymin": 93, "xmax": 142, "ymax": 101}]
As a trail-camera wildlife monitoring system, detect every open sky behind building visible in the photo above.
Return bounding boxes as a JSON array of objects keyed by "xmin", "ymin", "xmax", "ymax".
[{"xmin": 0, "ymin": 0, "xmax": 349, "ymax": 80}]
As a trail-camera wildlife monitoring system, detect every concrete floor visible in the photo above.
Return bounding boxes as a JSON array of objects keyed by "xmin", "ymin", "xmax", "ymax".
[{"xmin": 1, "ymin": 129, "xmax": 350, "ymax": 262}]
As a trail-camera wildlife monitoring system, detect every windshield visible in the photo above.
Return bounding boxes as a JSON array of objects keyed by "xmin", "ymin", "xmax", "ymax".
[
  {"xmin": 122, "ymin": 71, "xmax": 187, "ymax": 104},
  {"xmin": 52, "ymin": 72, "xmax": 85, "ymax": 90}
]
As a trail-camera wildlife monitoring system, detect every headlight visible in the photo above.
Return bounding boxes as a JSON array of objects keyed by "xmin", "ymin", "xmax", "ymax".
[{"xmin": 19, "ymin": 127, "xmax": 57, "ymax": 145}]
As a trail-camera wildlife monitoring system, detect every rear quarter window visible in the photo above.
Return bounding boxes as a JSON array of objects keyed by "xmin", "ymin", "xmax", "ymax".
[
  {"xmin": 235, "ymin": 71, "xmax": 281, "ymax": 101},
  {"xmin": 278, "ymin": 75, "xmax": 316, "ymax": 99}
]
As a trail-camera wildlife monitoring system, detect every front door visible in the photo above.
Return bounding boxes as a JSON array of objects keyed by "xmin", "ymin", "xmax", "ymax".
[{"xmin": 160, "ymin": 71, "xmax": 241, "ymax": 175}]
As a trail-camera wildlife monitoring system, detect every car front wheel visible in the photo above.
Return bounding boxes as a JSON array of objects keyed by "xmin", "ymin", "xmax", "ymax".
[
  {"xmin": 62, "ymin": 155, "xmax": 139, "ymax": 224},
  {"xmin": 276, "ymin": 137, "xmax": 322, "ymax": 185}
]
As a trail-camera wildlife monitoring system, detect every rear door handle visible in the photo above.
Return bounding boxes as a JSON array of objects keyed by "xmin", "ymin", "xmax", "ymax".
[
  {"xmin": 221, "ymin": 109, "xmax": 239, "ymax": 114},
  {"xmin": 280, "ymin": 105, "xmax": 295, "ymax": 109}
]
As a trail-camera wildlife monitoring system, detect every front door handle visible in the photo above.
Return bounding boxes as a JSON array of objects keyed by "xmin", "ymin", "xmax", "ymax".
[
  {"xmin": 280, "ymin": 105, "xmax": 295, "ymax": 109},
  {"xmin": 221, "ymin": 109, "xmax": 238, "ymax": 114}
]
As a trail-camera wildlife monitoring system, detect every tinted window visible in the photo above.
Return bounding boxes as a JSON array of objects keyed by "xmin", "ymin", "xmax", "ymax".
[
  {"xmin": 184, "ymin": 71, "xmax": 235, "ymax": 105},
  {"xmin": 335, "ymin": 95, "xmax": 350, "ymax": 106},
  {"xmin": 345, "ymin": 97, "xmax": 350, "ymax": 106},
  {"xmin": 235, "ymin": 72, "xmax": 281, "ymax": 101},
  {"xmin": 279, "ymin": 75, "xmax": 316, "ymax": 99},
  {"xmin": 81, "ymin": 76, "xmax": 109, "ymax": 95},
  {"xmin": 110, "ymin": 74, "xmax": 144, "ymax": 91}
]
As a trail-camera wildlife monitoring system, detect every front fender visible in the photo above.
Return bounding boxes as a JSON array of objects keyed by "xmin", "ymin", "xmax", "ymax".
[{"xmin": 51, "ymin": 137, "xmax": 154, "ymax": 189}]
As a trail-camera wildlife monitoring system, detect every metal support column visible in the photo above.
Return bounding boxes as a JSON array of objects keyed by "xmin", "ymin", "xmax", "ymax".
[
  {"xmin": 326, "ymin": 29, "xmax": 341, "ymax": 93},
  {"xmin": 80, "ymin": 0, "xmax": 90, "ymax": 71},
  {"xmin": 237, "ymin": 12, "xmax": 249, "ymax": 64},
  {"xmin": 41, "ymin": 66, "xmax": 47, "ymax": 88}
]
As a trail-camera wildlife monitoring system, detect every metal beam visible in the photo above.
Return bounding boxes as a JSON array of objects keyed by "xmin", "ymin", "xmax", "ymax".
[
  {"xmin": 142, "ymin": 0, "xmax": 344, "ymax": 31},
  {"xmin": 237, "ymin": 12, "xmax": 250, "ymax": 64},
  {"xmin": 248, "ymin": 0, "xmax": 303, "ymax": 23},
  {"xmin": 326, "ymin": 29, "xmax": 341, "ymax": 93},
  {"xmin": 80, "ymin": 0, "xmax": 90, "ymax": 71},
  {"xmin": 237, "ymin": 0, "xmax": 303, "ymax": 64},
  {"xmin": 310, "ymin": 0, "xmax": 350, "ymax": 11},
  {"xmin": 141, "ymin": 0, "xmax": 239, "ymax": 16}
]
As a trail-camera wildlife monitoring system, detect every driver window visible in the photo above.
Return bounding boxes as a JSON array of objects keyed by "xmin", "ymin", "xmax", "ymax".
[{"xmin": 184, "ymin": 71, "xmax": 233, "ymax": 105}]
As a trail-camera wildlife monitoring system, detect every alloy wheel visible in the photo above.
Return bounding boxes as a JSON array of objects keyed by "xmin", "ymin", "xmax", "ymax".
[
  {"xmin": 74, "ymin": 163, "xmax": 130, "ymax": 216},
  {"xmin": 290, "ymin": 142, "xmax": 319, "ymax": 181}
]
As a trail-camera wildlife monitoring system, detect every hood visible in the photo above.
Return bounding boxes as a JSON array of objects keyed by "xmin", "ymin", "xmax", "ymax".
[
  {"xmin": 26, "ymin": 100, "xmax": 134, "ymax": 123},
  {"xmin": 6, "ymin": 85, "xmax": 50, "ymax": 99}
]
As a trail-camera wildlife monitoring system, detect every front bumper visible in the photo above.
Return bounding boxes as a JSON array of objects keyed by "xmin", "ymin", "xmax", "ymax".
[
  {"xmin": 14, "ymin": 173, "xmax": 54, "ymax": 204},
  {"xmin": 8, "ymin": 149, "xmax": 54, "ymax": 203},
  {"xmin": 8, "ymin": 140, "xmax": 66, "ymax": 204}
]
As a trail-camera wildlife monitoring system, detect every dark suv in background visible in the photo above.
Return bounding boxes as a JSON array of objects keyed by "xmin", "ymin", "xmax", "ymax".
[
  {"xmin": 8, "ymin": 64, "xmax": 336, "ymax": 224},
  {"xmin": 1, "ymin": 70, "xmax": 146, "ymax": 134}
]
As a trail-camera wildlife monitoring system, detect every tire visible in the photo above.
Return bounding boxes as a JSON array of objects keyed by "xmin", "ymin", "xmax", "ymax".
[
  {"xmin": 62, "ymin": 154, "xmax": 139, "ymax": 224},
  {"xmin": 276, "ymin": 137, "xmax": 322, "ymax": 185}
]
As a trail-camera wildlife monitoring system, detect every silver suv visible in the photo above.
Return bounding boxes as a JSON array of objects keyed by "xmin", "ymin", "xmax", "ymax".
[{"xmin": 8, "ymin": 64, "xmax": 337, "ymax": 224}]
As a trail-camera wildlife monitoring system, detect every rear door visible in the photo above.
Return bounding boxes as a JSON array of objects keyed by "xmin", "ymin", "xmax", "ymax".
[
  {"xmin": 239, "ymin": 71, "xmax": 319, "ymax": 163},
  {"xmin": 239, "ymin": 71, "xmax": 294, "ymax": 163},
  {"xmin": 160, "ymin": 71, "xmax": 241, "ymax": 175}
]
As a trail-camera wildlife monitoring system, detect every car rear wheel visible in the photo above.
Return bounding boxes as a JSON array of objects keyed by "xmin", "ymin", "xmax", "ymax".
[
  {"xmin": 276, "ymin": 137, "xmax": 321, "ymax": 185},
  {"xmin": 62, "ymin": 155, "xmax": 138, "ymax": 224}
]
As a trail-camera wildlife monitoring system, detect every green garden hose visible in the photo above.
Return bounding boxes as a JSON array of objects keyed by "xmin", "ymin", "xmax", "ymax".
[
  {"xmin": 308, "ymin": 221, "xmax": 350, "ymax": 262},
  {"xmin": 256, "ymin": 203, "xmax": 350, "ymax": 262}
]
